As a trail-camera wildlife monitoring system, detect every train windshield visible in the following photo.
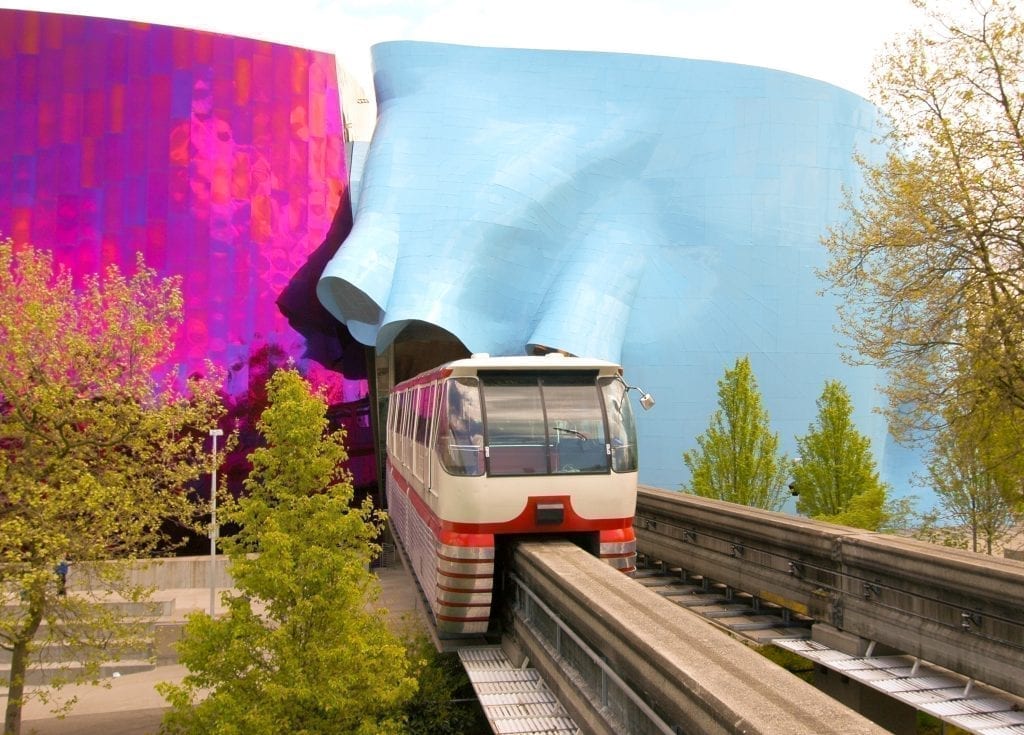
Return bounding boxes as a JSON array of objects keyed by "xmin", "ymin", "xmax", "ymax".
[{"xmin": 478, "ymin": 371, "xmax": 610, "ymax": 477}]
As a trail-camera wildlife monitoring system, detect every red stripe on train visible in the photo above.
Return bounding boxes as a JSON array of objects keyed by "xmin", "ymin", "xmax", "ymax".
[
  {"xmin": 393, "ymin": 367, "xmax": 453, "ymax": 392},
  {"xmin": 437, "ymin": 615, "xmax": 490, "ymax": 623},
  {"xmin": 389, "ymin": 463, "xmax": 632, "ymax": 539}
]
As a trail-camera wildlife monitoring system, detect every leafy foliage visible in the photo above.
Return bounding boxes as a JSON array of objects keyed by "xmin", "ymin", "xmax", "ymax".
[
  {"xmin": 402, "ymin": 635, "xmax": 488, "ymax": 735},
  {"xmin": 792, "ymin": 381, "xmax": 891, "ymax": 530},
  {"xmin": 821, "ymin": 0, "xmax": 1024, "ymax": 461},
  {"xmin": 159, "ymin": 369, "xmax": 417, "ymax": 735},
  {"xmin": 682, "ymin": 357, "xmax": 790, "ymax": 510},
  {"xmin": 0, "ymin": 239, "xmax": 223, "ymax": 735},
  {"xmin": 923, "ymin": 398, "xmax": 1023, "ymax": 553}
]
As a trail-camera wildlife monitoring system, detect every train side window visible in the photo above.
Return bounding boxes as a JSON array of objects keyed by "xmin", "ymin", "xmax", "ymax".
[
  {"xmin": 413, "ymin": 382, "xmax": 435, "ymax": 482},
  {"xmin": 600, "ymin": 377, "xmax": 639, "ymax": 472},
  {"xmin": 437, "ymin": 377, "xmax": 483, "ymax": 476},
  {"xmin": 401, "ymin": 388, "xmax": 415, "ymax": 467},
  {"xmin": 387, "ymin": 391, "xmax": 401, "ymax": 455}
]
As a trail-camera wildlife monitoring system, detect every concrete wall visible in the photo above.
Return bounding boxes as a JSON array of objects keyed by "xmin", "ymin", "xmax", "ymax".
[{"xmin": 67, "ymin": 556, "xmax": 234, "ymax": 591}]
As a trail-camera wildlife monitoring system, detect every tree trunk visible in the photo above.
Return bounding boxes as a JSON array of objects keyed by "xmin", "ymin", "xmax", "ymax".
[
  {"xmin": 4, "ymin": 599, "xmax": 44, "ymax": 735},
  {"xmin": 4, "ymin": 642, "xmax": 28, "ymax": 735}
]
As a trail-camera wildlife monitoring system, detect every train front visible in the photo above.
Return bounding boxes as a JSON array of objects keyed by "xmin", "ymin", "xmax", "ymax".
[
  {"xmin": 387, "ymin": 355, "xmax": 646, "ymax": 639},
  {"xmin": 438, "ymin": 359, "xmax": 640, "ymax": 572}
]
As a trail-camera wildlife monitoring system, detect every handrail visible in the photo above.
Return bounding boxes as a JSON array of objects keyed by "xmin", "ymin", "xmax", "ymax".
[
  {"xmin": 509, "ymin": 571, "xmax": 677, "ymax": 735},
  {"xmin": 510, "ymin": 540, "xmax": 887, "ymax": 735}
]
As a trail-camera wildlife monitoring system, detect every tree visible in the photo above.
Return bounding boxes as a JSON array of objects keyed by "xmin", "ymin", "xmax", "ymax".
[
  {"xmin": 792, "ymin": 380, "xmax": 891, "ymax": 530},
  {"xmin": 821, "ymin": 0, "xmax": 1024, "ymax": 468},
  {"xmin": 401, "ymin": 634, "xmax": 489, "ymax": 735},
  {"xmin": 159, "ymin": 368, "xmax": 417, "ymax": 735},
  {"xmin": 815, "ymin": 486, "xmax": 891, "ymax": 531},
  {"xmin": 0, "ymin": 239, "xmax": 222, "ymax": 735},
  {"xmin": 924, "ymin": 387, "xmax": 1023, "ymax": 553},
  {"xmin": 682, "ymin": 356, "xmax": 790, "ymax": 510}
]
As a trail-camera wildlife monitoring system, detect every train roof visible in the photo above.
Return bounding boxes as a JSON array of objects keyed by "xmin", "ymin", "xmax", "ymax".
[
  {"xmin": 394, "ymin": 353, "xmax": 623, "ymax": 390},
  {"xmin": 449, "ymin": 353, "xmax": 621, "ymax": 371}
]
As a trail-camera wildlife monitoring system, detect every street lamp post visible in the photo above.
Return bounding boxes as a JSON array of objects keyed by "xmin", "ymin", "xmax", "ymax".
[{"xmin": 208, "ymin": 428, "xmax": 224, "ymax": 616}]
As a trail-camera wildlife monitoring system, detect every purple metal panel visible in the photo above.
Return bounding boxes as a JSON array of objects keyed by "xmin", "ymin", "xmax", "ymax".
[{"xmin": 0, "ymin": 9, "xmax": 372, "ymax": 485}]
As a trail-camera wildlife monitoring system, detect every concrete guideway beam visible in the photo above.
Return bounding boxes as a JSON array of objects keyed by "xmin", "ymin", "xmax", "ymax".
[
  {"xmin": 511, "ymin": 540, "xmax": 888, "ymax": 735},
  {"xmin": 634, "ymin": 486, "xmax": 1024, "ymax": 698}
]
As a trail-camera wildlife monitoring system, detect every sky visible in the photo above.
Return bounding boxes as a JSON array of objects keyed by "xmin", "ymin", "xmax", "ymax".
[{"xmin": 2, "ymin": 0, "xmax": 929, "ymax": 101}]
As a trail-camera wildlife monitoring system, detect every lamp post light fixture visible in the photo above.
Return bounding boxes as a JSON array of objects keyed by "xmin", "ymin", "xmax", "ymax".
[{"xmin": 208, "ymin": 427, "xmax": 224, "ymax": 616}]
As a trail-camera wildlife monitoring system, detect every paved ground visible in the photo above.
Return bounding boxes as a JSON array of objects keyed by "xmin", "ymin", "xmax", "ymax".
[{"xmin": 3, "ymin": 565, "xmax": 424, "ymax": 735}]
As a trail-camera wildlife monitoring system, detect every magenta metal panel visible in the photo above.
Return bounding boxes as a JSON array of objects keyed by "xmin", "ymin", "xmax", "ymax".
[{"xmin": 0, "ymin": 10, "xmax": 372, "ymax": 485}]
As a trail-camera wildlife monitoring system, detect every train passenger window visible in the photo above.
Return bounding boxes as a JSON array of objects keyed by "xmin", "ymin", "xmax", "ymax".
[
  {"xmin": 437, "ymin": 378, "xmax": 484, "ymax": 476},
  {"xmin": 400, "ymin": 389, "xmax": 414, "ymax": 467},
  {"xmin": 387, "ymin": 391, "xmax": 402, "ymax": 458},
  {"xmin": 599, "ymin": 377, "xmax": 639, "ymax": 472},
  {"xmin": 386, "ymin": 393, "xmax": 395, "ymax": 446},
  {"xmin": 413, "ymin": 383, "xmax": 437, "ymax": 483}
]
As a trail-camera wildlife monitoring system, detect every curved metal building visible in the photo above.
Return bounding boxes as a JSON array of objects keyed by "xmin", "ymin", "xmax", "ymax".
[
  {"xmin": 0, "ymin": 13, "xmax": 921, "ymax": 501},
  {"xmin": 0, "ymin": 10, "xmax": 374, "ymax": 487},
  {"xmin": 318, "ymin": 41, "xmax": 919, "ymax": 500}
]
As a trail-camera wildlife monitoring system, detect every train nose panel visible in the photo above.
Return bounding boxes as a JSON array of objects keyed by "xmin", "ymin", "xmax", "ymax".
[{"xmin": 599, "ymin": 527, "xmax": 637, "ymax": 575}]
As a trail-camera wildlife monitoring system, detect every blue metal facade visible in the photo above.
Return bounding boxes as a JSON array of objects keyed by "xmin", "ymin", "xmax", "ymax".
[{"xmin": 318, "ymin": 41, "xmax": 920, "ymax": 502}]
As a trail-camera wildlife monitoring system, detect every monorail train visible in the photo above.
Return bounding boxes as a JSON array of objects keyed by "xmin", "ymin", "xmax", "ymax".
[{"xmin": 385, "ymin": 353, "xmax": 650, "ymax": 637}]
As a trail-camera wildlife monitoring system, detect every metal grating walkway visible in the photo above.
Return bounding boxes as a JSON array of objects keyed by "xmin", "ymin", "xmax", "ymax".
[
  {"xmin": 775, "ymin": 639, "xmax": 1024, "ymax": 735},
  {"xmin": 458, "ymin": 646, "xmax": 579, "ymax": 735}
]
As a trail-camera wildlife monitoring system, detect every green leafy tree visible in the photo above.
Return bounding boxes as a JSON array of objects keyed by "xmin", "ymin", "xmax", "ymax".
[
  {"xmin": 821, "ymin": 0, "xmax": 1024, "ymax": 469},
  {"xmin": 402, "ymin": 634, "xmax": 488, "ymax": 735},
  {"xmin": 924, "ymin": 387, "xmax": 1023, "ymax": 553},
  {"xmin": 792, "ymin": 381, "xmax": 890, "ymax": 530},
  {"xmin": 682, "ymin": 357, "xmax": 790, "ymax": 510},
  {"xmin": 160, "ymin": 369, "xmax": 417, "ymax": 735},
  {"xmin": 815, "ymin": 486, "xmax": 890, "ymax": 531},
  {"xmin": 0, "ymin": 239, "xmax": 223, "ymax": 735}
]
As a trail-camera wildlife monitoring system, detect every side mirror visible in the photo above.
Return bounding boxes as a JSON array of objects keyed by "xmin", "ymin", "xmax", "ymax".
[{"xmin": 617, "ymin": 375, "xmax": 656, "ymax": 411}]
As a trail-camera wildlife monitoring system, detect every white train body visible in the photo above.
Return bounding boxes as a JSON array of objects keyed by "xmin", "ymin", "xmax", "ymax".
[{"xmin": 385, "ymin": 354, "xmax": 640, "ymax": 637}]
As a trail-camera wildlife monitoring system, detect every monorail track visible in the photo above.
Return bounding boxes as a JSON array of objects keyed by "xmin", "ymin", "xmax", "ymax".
[
  {"xmin": 508, "ymin": 540, "xmax": 888, "ymax": 735},
  {"xmin": 634, "ymin": 486, "xmax": 1024, "ymax": 700},
  {"xmin": 626, "ymin": 547, "xmax": 1024, "ymax": 735},
  {"xmin": 633, "ymin": 555, "xmax": 812, "ymax": 644},
  {"xmin": 396, "ymin": 484, "xmax": 1024, "ymax": 734},
  {"xmin": 505, "ymin": 529, "xmax": 1024, "ymax": 735}
]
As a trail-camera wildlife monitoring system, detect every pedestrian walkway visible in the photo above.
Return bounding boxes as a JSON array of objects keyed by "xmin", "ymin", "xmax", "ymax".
[
  {"xmin": 459, "ymin": 647, "xmax": 578, "ymax": 735},
  {"xmin": 13, "ymin": 665, "xmax": 187, "ymax": 735},
  {"xmin": 775, "ymin": 638, "xmax": 1024, "ymax": 735},
  {"xmin": 1, "ymin": 565, "xmax": 423, "ymax": 735}
]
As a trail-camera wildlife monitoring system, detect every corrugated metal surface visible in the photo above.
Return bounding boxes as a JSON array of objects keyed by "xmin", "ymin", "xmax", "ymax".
[
  {"xmin": 775, "ymin": 639, "xmax": 1024, "ymax": 734},
  {"xmin": 459, "ymin": 647, "xmax": 579, "ymax": 735}
]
